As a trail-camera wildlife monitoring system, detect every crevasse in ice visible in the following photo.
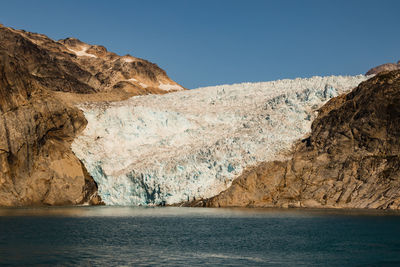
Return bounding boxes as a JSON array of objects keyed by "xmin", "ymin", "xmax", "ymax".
[{"xmin": 71, "ymin": 75, "xmax": 369, "ymax": 205}]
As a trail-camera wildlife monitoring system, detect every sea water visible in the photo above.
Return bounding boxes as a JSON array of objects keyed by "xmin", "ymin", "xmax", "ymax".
[{"xmin": 0, "ymin": 207, "xmax": 399, "ymax": 266}]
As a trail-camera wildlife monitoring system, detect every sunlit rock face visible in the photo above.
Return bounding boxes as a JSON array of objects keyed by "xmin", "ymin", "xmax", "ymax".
[{"xmin": 72, "ymin": 75, "xmax": 368, "ymax": 205}]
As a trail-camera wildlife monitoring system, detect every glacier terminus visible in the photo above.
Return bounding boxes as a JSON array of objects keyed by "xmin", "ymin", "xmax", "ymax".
[{"xmin": 71, "ymin": 75, "xmax": 369, "ymax": 205}]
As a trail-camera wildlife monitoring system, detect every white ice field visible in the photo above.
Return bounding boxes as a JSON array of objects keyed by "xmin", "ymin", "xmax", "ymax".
[{"xmin": 71, "ymin": 75, "xmax": 369, "ymax": 205}]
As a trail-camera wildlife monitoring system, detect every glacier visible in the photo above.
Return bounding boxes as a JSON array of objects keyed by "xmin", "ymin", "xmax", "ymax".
[{"xmin": 71, "ymin": 75, "xmax": 369, "ymax": 205}]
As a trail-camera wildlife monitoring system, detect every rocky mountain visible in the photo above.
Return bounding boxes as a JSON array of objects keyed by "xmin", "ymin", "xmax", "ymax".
[
  {"xmin": 199, "ymin": 70, "xmax": 400, "ymax": 209},
  {"xmin": 366, "ymin": 60, "xmax": 400, "ymax": 75},
  {"xmin": 0, "ymin": 24, "xmax": 183, "ymax": 206}
]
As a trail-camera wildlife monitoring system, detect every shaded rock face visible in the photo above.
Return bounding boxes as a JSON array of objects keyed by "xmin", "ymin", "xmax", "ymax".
[
  {"xmin": 0, "ymin": 24, "xmax": 182, "ymax": 206},
  {"xmin": 203, "ymin": 70, "xmax": 400, "ymax": 209},
  {"xmin": 366, "ymin": 60, "xmax": 400, "ymax": 75}
]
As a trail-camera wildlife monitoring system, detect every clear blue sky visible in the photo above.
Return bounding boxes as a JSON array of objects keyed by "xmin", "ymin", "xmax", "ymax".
[{"xmin": 0, "ymin": 0, "xmax": 399, "ymax": 89}]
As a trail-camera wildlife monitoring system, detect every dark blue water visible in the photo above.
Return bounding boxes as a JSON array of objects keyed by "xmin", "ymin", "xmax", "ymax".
[{"xmin": 0, "ymin": 207, "xmax": 400, "ymax": 266}]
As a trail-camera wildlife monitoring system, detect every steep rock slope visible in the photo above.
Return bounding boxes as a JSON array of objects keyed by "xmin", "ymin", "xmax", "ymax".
[
  {"xmin": 204, "ymin": 71, "xmax": 400, "ymax": 209},
  {"xmin": 0, "ymin": 24, "xmax": 182, "ymax": 206},
  {"xmin": 72, "ymin": 75, "xmax": 368, "ymax": 205}
]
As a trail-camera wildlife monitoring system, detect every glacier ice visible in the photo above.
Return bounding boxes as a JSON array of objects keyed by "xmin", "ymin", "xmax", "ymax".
[
  {"xmin": 158, "ymin": 82, "xmax": 184, "ymax": 91},
  {"xmin": 71, "ymin": 75, "xmax": 369, "ymax": 205}
]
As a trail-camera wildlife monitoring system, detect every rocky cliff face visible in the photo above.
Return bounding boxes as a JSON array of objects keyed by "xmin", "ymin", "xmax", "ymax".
[
  {"xmin": 0, "ymin": 24, "xmax": 183, "ymax": 206},
  {"xmin": 201, "ymin": 70, "xmax": 400, "ymax": 209}
]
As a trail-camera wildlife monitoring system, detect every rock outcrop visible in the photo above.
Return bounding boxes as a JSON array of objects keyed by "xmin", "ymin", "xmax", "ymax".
[
  {"xmin": 199, "ymin": 70, "xmax": 400, "ymax": 209},
  {"xmin": 0, "ymin": 24, "xmax": 183, "ymax": 206},
  {"xmin": 366, "ymin": 60, "xmax": 400, "ymax": 75}
]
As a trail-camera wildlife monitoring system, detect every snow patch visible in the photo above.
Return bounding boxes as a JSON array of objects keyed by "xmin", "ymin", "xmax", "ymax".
[
  {"xmin": 68, "ymin": 47, "xmax": 97, "ymax": 58},
  {"xmin": 159, "ymin": 82, "xmax": 184, "ymax": 91},
  {"xmin": 123, "ymin": 57, "xmax": 134, "ymax": 63},
  {"xmin": 72, "ymin": 75, "xmax": 369, "ymax": 206},
  {"xmin": 139, "ymin": 83, "xmax": 148, "ymax": 88}
]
